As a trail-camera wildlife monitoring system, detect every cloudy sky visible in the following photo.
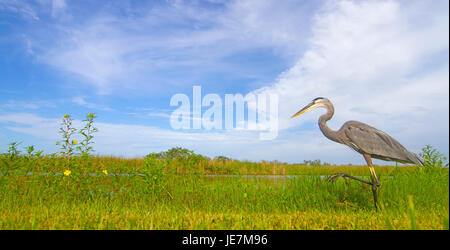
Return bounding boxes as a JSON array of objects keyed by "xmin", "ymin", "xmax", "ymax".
[{"xmin": 0, "ymin": 0, "xmax": 448, "ymax": 164}]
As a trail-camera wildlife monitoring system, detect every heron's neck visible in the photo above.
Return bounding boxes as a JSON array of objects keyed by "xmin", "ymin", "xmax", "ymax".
[{"xmin": 318, "ymin": 104, "xmax": 341, "ymax": 143}]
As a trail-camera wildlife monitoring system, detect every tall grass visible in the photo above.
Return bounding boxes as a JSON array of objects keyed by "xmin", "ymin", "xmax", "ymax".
[{"xmin": 0, "ymin": 155, "xmax": 447, "ymax": 229}]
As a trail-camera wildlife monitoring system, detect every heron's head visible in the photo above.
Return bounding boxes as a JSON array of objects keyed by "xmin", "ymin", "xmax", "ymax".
[{"xmin": 291, "ymin": 97, "xmax": 330, "ymax": 118}]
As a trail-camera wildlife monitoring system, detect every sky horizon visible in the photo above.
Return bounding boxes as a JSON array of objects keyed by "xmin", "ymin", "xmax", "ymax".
[{"xmin": 0, "ymin": 0, "xmax": 448, "ymax": 165}]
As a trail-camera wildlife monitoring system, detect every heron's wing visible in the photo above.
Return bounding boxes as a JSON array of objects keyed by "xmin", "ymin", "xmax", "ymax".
[{"xmin": 342, "ymin": 121, "xmax": 423, "ymax": 166}]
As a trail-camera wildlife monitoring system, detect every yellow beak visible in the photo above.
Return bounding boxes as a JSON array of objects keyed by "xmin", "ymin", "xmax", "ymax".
[{"xmin": 291, "ymin": 102, "xmax": 313, "ymax": 118}]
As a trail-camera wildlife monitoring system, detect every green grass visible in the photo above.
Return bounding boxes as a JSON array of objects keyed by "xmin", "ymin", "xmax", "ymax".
[{"xmin": 0, "ymin": 155, "xmax": 448, "ymax": 230}]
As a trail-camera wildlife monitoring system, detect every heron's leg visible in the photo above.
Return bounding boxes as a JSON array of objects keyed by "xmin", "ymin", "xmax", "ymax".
[{"xmin": 363, "ymin": 154, "xmax": 380, "ymax": 211}]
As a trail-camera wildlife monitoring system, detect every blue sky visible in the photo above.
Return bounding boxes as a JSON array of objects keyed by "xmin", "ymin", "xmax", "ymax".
[{"xmin": 0, "ymin": 0, "xmax": 448, "ymax": 164}]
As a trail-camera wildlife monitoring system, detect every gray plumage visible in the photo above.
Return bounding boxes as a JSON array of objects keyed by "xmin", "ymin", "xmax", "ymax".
[{"xmin": 340, "ymin": 121, "xmax": 423, "ymax": 166}]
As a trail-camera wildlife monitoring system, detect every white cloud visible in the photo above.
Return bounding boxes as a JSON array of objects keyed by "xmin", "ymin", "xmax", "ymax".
[
  {"xmin": 71, "ymin": 97, "xmax": 114, "ymax": 111},
  {"xmin": 0, "ymin": 0, "xmax": 39, "ymax": 20},
  {"xmin": 0, "ymin": 113, "xmax": 53, "ymax": 126},
  {"xmin": 0, "ymin": 100, "xmax": 56, "ymax": 111},
  {"xmin": 0, "ymin": 0, "xmax": 69, "ymax": 20},
  {"xmin": 220, "ymin": 0, "xmax": 316, "ymax": 55},
  {"xmin": 0, "ymin": 113, "xmax": 60, "ymax": 142},
  {"xmin": 146, "ymin": 112, "xmax": 172, "ymax": 119},
  {"xmin": 33, "ymin": 0, "xmax": 315, "ymax": 93},
  {"xmin": 1, "ymin": 102, "xmax": 38, "ymax": 110},
  {"xmin": 50, "ymin": 0, "xmax": 66, "ymax": 17}
]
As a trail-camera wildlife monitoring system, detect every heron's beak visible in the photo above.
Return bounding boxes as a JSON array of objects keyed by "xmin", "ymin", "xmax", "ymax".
[{"xmin": 291, "ymin": 102, "xmax": 314, "ymax": 118}]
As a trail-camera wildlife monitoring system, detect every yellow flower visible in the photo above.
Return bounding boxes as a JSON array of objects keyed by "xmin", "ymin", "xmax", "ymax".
[
  {"xmin": 72, "ymin": 139, "xmax": 78, "ymax": 145},
  {"xmin": 64, "ymin": 169, "xmax": 71, "ymax": 176},
  {"xmin": 102, "ymin": 170, "xmax": 108, "ymax": 175}
]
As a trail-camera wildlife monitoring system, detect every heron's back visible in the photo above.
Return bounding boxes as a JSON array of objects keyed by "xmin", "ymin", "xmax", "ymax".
[{"xmin": 340, "ymin": 121, "xmax": 423, "ymax": 166}]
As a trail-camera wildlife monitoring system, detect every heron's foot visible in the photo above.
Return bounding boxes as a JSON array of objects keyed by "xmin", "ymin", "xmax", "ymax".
[
  {"xmin": 326, "ymin": 173, "xmax": 373, "ymax": 186},
  {"xmin": 326, "ymin": 173, "xmax": 349, "ymax": 185},
  {"xmin": 326, "ymin": 173, "xmax": 381, "ymax": 211}
]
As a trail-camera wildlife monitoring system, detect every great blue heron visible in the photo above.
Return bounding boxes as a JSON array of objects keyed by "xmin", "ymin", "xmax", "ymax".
[{"xmin": 292, "ymin": 97, "xmax": 423, "ymax": 210}]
